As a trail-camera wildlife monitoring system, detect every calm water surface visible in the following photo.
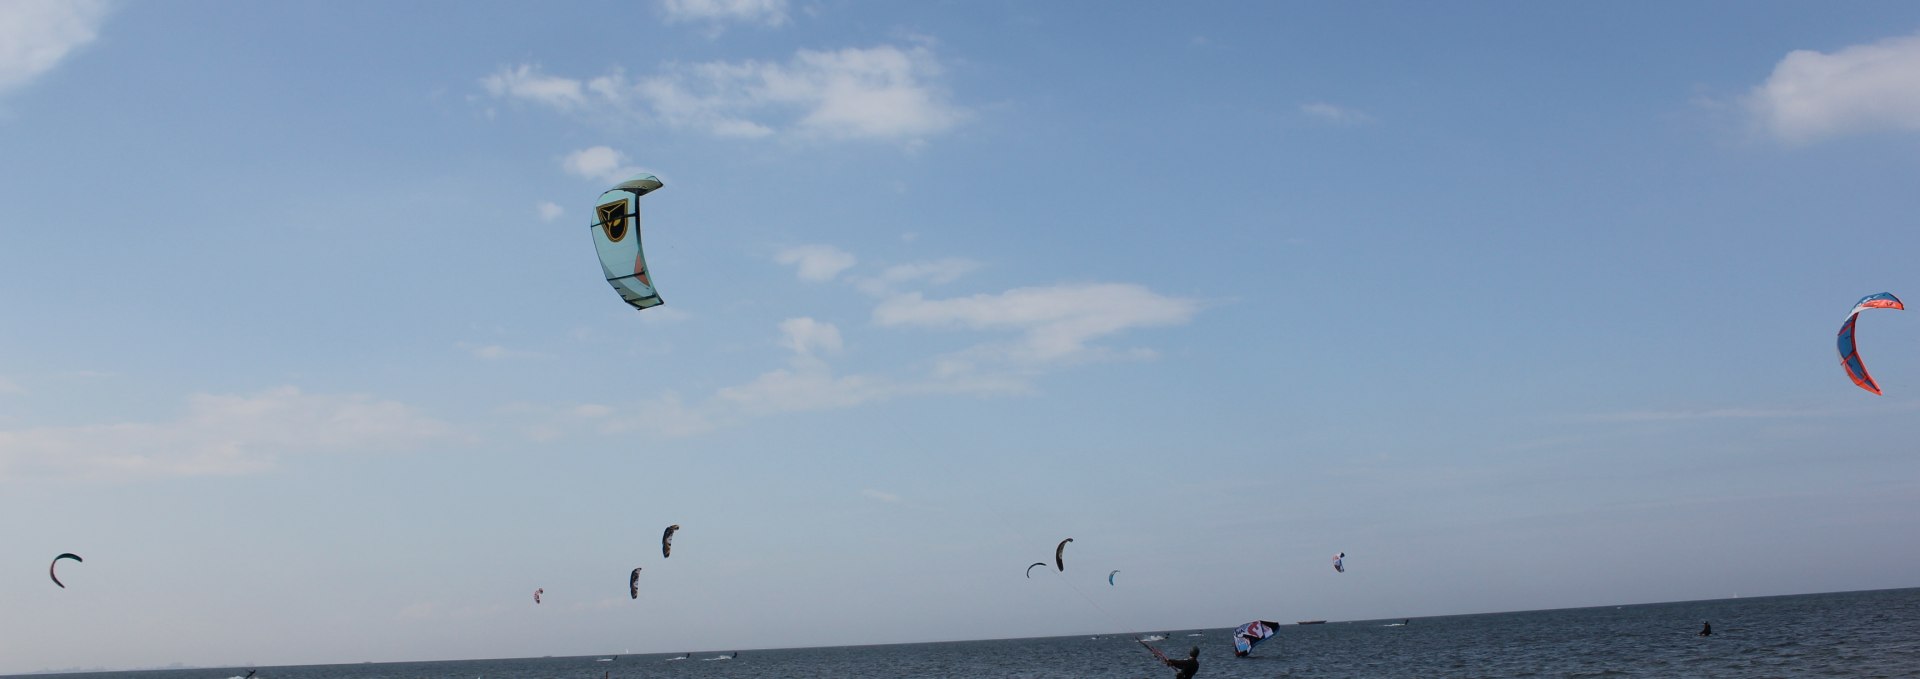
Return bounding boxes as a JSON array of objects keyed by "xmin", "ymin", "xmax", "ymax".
[{"xmin": 17, "ymin": 588, "xmax": 1918, "ymax": 678}]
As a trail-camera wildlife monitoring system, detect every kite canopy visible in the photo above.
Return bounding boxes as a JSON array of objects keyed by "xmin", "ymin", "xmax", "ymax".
[
  {"xmin": 1055, "ymin": 538, "xmax": 1073, "ymax": 572},
  {"xmin": 533, "ymin": 588, "xmax": 543, "ymax": 604},
  {"xmin": 591, "ymin": 174, "xmax": 666, "ymax": 311},
  {"xmin": 1333, "ymin": 552, "xmax": 1345, "ymax": 573},
  {"xmin": 1025, "ymin": 562, "xmax": 1047, "ymax": 579},
  {"xmin": 49, "ymin": 553, "xmax": 82, "ymax": 589},
  {"xmin": 1108, "ymin": 570, "xmax": 1120, "ymax": 586},
  {"xmin": 1839, "ymin": 292, "xmax": 1904, "ymax": 395},
  {"xmin": 662, "ymin": 525, "xmax": 680, "ymax": 558},
  {"xmin": 614, "ymin": 175, "xmax": 663, "ymax": 195},
  {"xmin": 1233, "ymin": 621, "xmax": 1280, "ymax": 657},
  {"xmin": 630, "ymin": 568, "xmax": 643, "ymax": 599}
]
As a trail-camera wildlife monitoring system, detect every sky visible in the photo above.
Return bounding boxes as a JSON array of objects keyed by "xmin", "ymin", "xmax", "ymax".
[{"xmin": 3, "ymin": 0, "xmax": 1920, "ymax": 672}]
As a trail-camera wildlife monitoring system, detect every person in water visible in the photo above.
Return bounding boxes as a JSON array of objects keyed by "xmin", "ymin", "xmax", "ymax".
[
  {"xmin": 1699, "ymin": 621, "xmax": 1712, "ymax": 636},
  {"xmin": 1161, "ymin": 646, "xmax": 1200, "ymax": 679}
]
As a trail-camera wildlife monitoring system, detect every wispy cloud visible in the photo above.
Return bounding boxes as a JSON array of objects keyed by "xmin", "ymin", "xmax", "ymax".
[
  {"xmin": 779, "ymin": 317, "xmax": 843, "ymax": 356},
  {"xmin": 481, "ymin": 64, "xmax": 587, "ymax": 110},
  {"xmin": 562, "ymin": 146, "xmax": 648, "ymax": 184},
  {"xmin": 514, "ymin": 250, "xmax": 1196, "ymax": 441},
  {"xmin": 536, "ymin": 201, "xmax": 564, "ymax": 222},
  {"xmin": 0, "ymin": 387, "xmax": 453, "ymax": 480},
  {"xmin": 0, "ymin": 0, "xmax": 109, "ymax": 96},
  {"xmin": 775, "ymin": 245, "xmax": 857, "ymax": 282},
  {"xmin": 716, "ymin": 363, "xmax": 895, "ymax": 415},
  {"xmin": 661, "ymin": 0, "xmax": 788, "ymax": 27},
  {"xmin": 874, "ymin": 283, "xmax": 1200, "ymax": 365},
  {"xmin": 1300, "ymin": 101, "xmax": 1373, "ymax": 124},
  {"xmin": 522, "ymin": 393, "xmax": 719, "ymax": 440},
  {"xmin": 853, "ymin": 257, "xmax": 980, "ymax": 295},
  {"xmin": 1749, "ymin": 31, "xmax": 1920, "ymax": 143},
  {"xmin": 459, "ymin": 342, "xmax": 543, "ymax": 361},
  {"xmin": 483, "ymin": 41, "xmax": 966, "ymax": 143}
]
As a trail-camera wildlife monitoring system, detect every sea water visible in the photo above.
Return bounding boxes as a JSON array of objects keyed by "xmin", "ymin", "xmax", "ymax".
[{"xmin": 14, "ymin": 588, "xmax": 1918, "ymax": 678}]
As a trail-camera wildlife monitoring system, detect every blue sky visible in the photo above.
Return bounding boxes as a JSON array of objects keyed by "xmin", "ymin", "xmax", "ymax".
[{"xmin": 4, "ymin": 0, "xmax": 1920, "ymax": 671}]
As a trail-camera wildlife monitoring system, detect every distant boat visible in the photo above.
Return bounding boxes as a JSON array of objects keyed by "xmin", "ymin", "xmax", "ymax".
[{"xmin": 1296, "ymin": 620, "xmax": 1327, "ymax": 625}]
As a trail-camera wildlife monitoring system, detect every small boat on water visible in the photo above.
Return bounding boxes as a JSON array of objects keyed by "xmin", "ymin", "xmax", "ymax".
[{"xmin": 1296, "ymin": 620, "xmax": 1327, "ymax": 625}]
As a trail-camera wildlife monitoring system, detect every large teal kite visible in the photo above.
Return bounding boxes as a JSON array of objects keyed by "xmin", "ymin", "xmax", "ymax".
[{"xmin": 590, "ymin": 174, "xmax": 666, "ymax": 311}]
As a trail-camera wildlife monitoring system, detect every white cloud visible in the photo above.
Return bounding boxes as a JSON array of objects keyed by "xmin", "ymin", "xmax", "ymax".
[
  {"xmin": 779, "ymin": 317, "xmax": 842, "ymax": 356},
  {"xmin": 715, "ymin": 363, "xmax": 893, "ymax": 415},
  {"xmin": 861, "ymin": 488, "xmax": 901, "ymax": 502},
  {"xmin": 1749, "ymin": 32, "xmax": 1920, "ymax": 143},
  {"xmin": 508, "ymin": 255, "xmax": 1196, "ymax": 441},
  {"xmin": 662, "ymin": 0, "xmax": 788, "ymax": 27},
  {"xmin": 481, "ymin": 64, "xmax": 587, "ymax": 110},
  {"xmin": 881, "ymin": 258, "xmax": 978, "ymax": 285},
  {"xmin": 854, "ymin": 257, "xmax": 981, "ymax": 295},
  {"xmin": 537, "ymin": 201, "xmax": 564, "ymax": 222},
  {"xmin": 562, "ymin": 146, "xmax": 647, "ymax": 184},
  {"xmin": 483, "ymin": 42, "xmax": 965, "ymax": 143},
  {"xmin": 0, "ymin": 387, "xmax": 452, "ymax": 480},
  {"xmin": 1300, "ymin": 101, "xmax": 1373, "ymax": 124},
  {"xmin": 0, "ymin": 0, "xmax": 109, "ymax": 95},
  {"xmin": 459, "ymin": 342, "xmax": 543, "ymax": 361},
  {"xmin": 873, "ymin": 283, "xmax": 1200, "ymax": 364},
  {"xmin": 556, "ymin": 393, "xmax": 718, "ymax": 439},
  {"xmin": 775, "ymin": 244, "xmax": 857, "ymax": 281}
]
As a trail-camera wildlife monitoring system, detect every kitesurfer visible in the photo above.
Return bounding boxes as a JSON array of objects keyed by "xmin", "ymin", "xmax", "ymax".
[
  {"xmin": 1160, "ymin": 646, "xmax": 1200, "ymax": 679},
  {"xmin": 1699, "ymin": 621, "xmax": 1711, "ymax": 637}
]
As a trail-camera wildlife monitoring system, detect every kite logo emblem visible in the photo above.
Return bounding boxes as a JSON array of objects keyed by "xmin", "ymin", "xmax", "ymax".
[{"xmin": 597, "ymin": 200, "xmax": 630, "ymax": 242}]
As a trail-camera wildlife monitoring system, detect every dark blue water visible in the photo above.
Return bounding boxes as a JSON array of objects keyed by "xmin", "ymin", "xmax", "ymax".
[{"xmin": 15, "ymin": 588, "xmax": 1918, "ymax": 678}]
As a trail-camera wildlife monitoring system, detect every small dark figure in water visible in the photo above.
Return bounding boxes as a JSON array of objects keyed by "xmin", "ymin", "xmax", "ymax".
[
  {"xmin": 1699, "ymin": 621, "xmax": 1712, "ymax": 636},
  {"xmin": 244, "ymin": 672, "xmax": 256, "ymax": 679},
  {"xmin": 1161, "ymin": 646, "xmax": 1200, "ymax": 679},
  {"xmin": 1403, "ymin": 620, "xmax": 1409, "ymax": 625}
]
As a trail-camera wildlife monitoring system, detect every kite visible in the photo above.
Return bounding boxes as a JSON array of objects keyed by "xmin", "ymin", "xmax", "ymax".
[
  {"xmin": 590, "ymin": 174, "xmax": 666, "ymax": 311},
  {"xmin": 1055, "ymin": 538, "xmax": 1072, "ymax": 572},
  {"xmin": 1333, "ymin": 552, "xmax": 1345, "ymax": 573},
  {"xmin": 49, "ymin": 553, "xmax": 82, "ymax": 588},
  {"xmin": 630, "ymin": 568, "xmax": 643, "ymax": 599},
  {"xmin": 533, "ymin": 588, "xmax": 543, "ymax": 604},
  {"xmin": 1109, "ymin": 570, "xmax": 1120, "ymax": 586},
  {"xmin": 1232, "ymin": 620, "xmax": 1280, "ymax": 657},
  {"xmin": 662, "ymin": 524, "xmax": 680, "ymax": 558},
  {"xmin": 1839, "ymin": 292, "xmax": 1904, "ymax": 395},
  {"xmin": 1026, "ymin": 562, "xmax": 1047, "ymax": 579}
]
